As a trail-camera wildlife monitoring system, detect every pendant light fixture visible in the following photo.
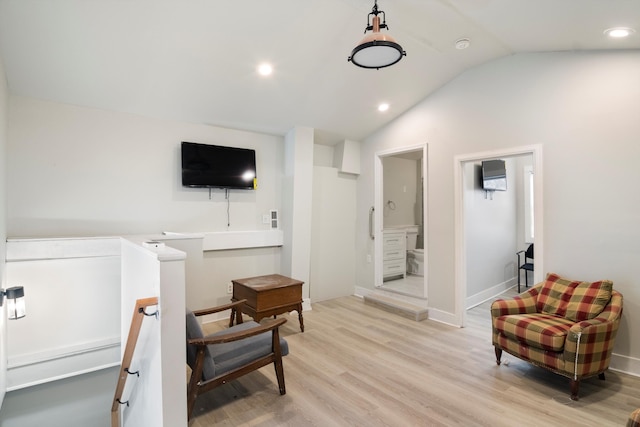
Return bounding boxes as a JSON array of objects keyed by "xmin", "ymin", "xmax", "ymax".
[{"xmin": 348, "ymin": 0, "xmax": 406, "ymax": 70}]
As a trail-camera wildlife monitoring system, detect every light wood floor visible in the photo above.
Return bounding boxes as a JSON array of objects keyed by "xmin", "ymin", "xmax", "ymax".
[{"xmin": 191, "ymin": 293, "xmax": 640, "ymax": 426}]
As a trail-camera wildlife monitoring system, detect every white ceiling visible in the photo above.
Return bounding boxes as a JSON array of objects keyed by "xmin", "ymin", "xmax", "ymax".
[{"xmin": 1, "ymin": 0, "xmax": 638, "ymax": 145}]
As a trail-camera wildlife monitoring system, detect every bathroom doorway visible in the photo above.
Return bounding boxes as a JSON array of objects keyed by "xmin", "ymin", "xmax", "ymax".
[{"xmin": 374, "ymin": 144, "xmax": 427, "ymax": 299}]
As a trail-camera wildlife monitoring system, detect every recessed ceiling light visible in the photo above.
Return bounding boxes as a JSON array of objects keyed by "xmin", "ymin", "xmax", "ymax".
[
  {"xmin": 378, "ymin": 103, "xmax": 389, "ymax": 112},
  {"xmin": 604, "ymin": 27, "xmax": 636, "ymax": 38},
  {"xmin": 455, "ymin": 38, "xmax": 471, "ymax": 50},
  {"xmin": 257, "ymin": 63, "xmax": 273, "ymax": 76}
]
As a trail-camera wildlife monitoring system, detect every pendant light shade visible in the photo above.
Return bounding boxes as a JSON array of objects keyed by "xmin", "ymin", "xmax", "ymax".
[{"xmin": 348, "ymin": 0, "xmax": 406, "ymax": 70}]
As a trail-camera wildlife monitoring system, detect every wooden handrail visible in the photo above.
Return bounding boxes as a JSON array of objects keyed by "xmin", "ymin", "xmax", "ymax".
[{"xmin": 111, "ymin": 297, "xmax": 159, "ymax": 427}]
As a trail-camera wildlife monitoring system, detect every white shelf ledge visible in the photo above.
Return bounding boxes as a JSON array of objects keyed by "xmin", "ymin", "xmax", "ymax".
[{"xmin": 202, "ymin": 230, "xmax": 283, "ymax": 251}]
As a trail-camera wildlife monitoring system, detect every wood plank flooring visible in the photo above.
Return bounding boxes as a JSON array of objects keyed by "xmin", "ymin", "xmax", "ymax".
[{"xmin": 190, "ymin": 293, "xmax": 640, "ymax": 426}]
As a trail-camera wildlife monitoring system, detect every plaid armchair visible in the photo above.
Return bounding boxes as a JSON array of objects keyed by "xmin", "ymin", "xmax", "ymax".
[
  {"xmin": 491, "ymin": 273, "xmax": 623, "ymax": 400},
  {"xmin": 628, "ymin": 409, "xmax": 640, "ymax": 427}
]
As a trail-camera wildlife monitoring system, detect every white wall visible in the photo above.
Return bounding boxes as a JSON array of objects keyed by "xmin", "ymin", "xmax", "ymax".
[
  {"xmin": 357, "ymin": 50, "xmax": 640, "ymax": 368},
  {"xmin": 6, "ymin": 96, "xmax": 290, "ymax": 325},
  {"xmin": 0, "ymin": 52, "xmax": 9, "ymax": 408},
  {"xmin": 464, "ymin": 159, "xmax": 517, "ymax": 299},
  {"xmin": 382, "ymin": 157, "xmax": 418, "ymax": 228},
  {"xmin": 310, "ymin": 166, "xmax": 357, "ymax": 302},
  {"xmin": 7, "ymin": 96, "xmax": 283, "ymax": 237},
  {"xmin": 281, "ymin": 127, "xmax": 314, "ymax": 303}
]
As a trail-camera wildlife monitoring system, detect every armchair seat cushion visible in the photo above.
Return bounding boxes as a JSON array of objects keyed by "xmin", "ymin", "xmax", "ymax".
[
  {"xmin": 186, "ymin": 311, "xmax": 289, "ymax": 381},
  {"xmin": 494, "ymin": 312, "xmax": 575, "ymax": 352},
  {"xmin": 208, "ymin": 320, "xmax": 289, "ymax": 378}
]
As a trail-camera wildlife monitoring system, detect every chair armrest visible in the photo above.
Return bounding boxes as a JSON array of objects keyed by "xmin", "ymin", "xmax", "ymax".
[
  {"xmin": 188, "ymin": 318, "xmax": 287, "ymax": 347},
  {"xmin": 564, "ymin": 292, "xmax": 623, "ymax": 377},
  {"xmin": 491, "ymin": 286, "xmax": 540, "ymax": 318},
  {"xmin": 193, "ymin": 299, "xmax": 247, "ymax": 317}
]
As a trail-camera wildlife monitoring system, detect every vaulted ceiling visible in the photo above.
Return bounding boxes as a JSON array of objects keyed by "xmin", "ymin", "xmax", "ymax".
[{"xmin": 1, "ymin": 0, "xmax": 638, "ymax": 145}]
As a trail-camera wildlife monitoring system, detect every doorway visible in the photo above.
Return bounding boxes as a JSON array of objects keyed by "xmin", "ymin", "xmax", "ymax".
[
  {"xmin": 454, "ymin": 145, "xmax": 544, "ymax": 327},
  {"xmin": 374, "ymin": 144, "xmax": 428, "ymax": 299}
]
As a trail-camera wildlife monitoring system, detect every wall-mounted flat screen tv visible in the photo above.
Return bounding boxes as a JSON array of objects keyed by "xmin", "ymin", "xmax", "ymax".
[
  {"xmin": 181, "ymin": 141, "xmax": 257, "ymax": 189},
  {"xmin": 481, "ymin": 159, "xmax": 507, "ymax": 191}
]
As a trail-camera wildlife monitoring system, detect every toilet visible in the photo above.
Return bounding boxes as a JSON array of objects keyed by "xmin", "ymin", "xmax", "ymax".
[{"xmin": 406, "ymin": 226, "xmax": 424, "ymax": 276}]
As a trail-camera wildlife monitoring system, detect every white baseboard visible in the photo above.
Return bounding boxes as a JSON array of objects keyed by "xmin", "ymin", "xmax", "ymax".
[
  {"xmin": 610, "ymin": 353, "xmax": 640, "ymax": 378},
  {"xmin": 466, "ymin": 278, "xmax": 517, "ymax": 309},
  {"xmin": 354, "ymin": 286, "xmax": 374, "ymax": 299},
  {"xmin": 7, "ymin": 338, "xmax": 120, "ymax": 391},
  {"xmin": 426, "ymin": 308, "xmax": 462, "ymax": 328}
]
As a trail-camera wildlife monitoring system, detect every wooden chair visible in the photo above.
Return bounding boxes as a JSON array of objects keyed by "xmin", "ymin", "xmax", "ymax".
[{"xmin": 186, "ymin": 300, "xmax": 288, "ymax": 420}]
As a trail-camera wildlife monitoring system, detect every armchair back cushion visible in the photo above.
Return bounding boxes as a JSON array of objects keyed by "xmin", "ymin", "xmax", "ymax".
[
  {"xmin": 536, "ymin": 273, "xmax": 612, "ymax": 321},
  {"xmin": 186, "ymin": 310, "xmax": 216, "ymax": 380}
]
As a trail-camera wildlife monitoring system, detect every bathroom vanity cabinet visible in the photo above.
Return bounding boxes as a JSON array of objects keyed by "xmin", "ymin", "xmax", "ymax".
[{"xmin": 382, "ymin": 230, "xmax": 406, "ymax": 281}]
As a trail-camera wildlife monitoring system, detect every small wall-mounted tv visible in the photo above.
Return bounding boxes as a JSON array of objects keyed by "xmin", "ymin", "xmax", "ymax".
[
  {"xmin": 181, "ymin": 141, "xmax": 257, "ymax": 189},
  {"xmin": 481, "ymin": 159, "xmax": 507, "ymax": 191}
]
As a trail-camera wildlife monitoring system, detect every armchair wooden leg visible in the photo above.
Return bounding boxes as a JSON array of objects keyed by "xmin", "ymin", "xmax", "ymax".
[
  {"xmin": 229, "ymin": 308, "xmax": 235, "ymax": 327},
  {"xmin": 570, "ymin": 379, "xmax": 580, "ymax": 401},
  {"xmin": 274, "ymin": 357, "xmax": 286, "ymax": 395},
  {"xmin": 272, "ymin": 328, "xmax": 286, "ymax": 395},
  {"xmin": 598, "ymin": 372, "xmax": 605, "ymax": 380},
  {"xmin": 495, "ymin": 347, "xmax": 502, "ymax": 365},
  {"xmin": 187, "ymin": 377, "xmax": 199, "ymax": 420}
]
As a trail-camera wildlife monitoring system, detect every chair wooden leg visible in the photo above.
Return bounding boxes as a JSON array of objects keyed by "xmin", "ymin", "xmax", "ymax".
[
  {"xmin": 598, "ymin": 372, "xmax": 605, "ymax": 380},
  {"xmin": 187, "ymin": 376, "xmax": 199, "ymax": 420},
  {"xmin": 272, "ymin": 328, "xmax": 286, "ymax": 395},
  {"xmin": 229, "ymin": 308, "xmax": 235, "ymax": 327},
  {"xmin": 495, "ymin": 347, "xmax": 502, "ymax": 365},
  {"xmin": 187, "ymin": 347, "xmax": 207, "ymax": 420},
  {"xmin": 274, "ymin": 357, "xmax": 286, "ymax": 395},
  {"xmin": 570, "ymin": 379, "xmax": 580, "ymax": 400}
]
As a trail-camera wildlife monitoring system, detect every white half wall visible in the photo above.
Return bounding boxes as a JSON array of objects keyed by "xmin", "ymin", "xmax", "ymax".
[
  {"xmin": 120, "ymin": 238, "xmax": 187, "ymax": 427},
  {"xmin": 4, "ymin": 237, "xmax": 121, "ymax": 390}
]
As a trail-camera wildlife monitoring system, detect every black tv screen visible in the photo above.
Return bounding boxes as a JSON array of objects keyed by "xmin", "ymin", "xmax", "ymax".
[
  {"xmin": 481, "ymin": 159, "xmax": 507, "ymax": 191},
  {"xmin": 181, "ymin": 142, "xmax": 257, "ymax": 189}
]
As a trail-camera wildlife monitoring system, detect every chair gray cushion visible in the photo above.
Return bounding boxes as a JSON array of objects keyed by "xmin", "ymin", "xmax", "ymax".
[
  {"xmin": 207, "ymin": 320, "xmax": 289, "ymax": 378},
  {"xmin": 185, "ymin": 310, "xmax": 216, "ymax": 380}
]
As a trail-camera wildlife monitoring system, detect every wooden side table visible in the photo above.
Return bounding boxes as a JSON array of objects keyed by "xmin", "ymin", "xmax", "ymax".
[{"xmin": 231, "ymin": 274, "xmax": 304, "ymax": 332}]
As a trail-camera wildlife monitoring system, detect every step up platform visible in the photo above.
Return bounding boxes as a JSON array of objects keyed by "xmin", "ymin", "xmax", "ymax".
[{"xmin": 364, "ymin": 293, "xmax": 428, "ymax": 322}]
